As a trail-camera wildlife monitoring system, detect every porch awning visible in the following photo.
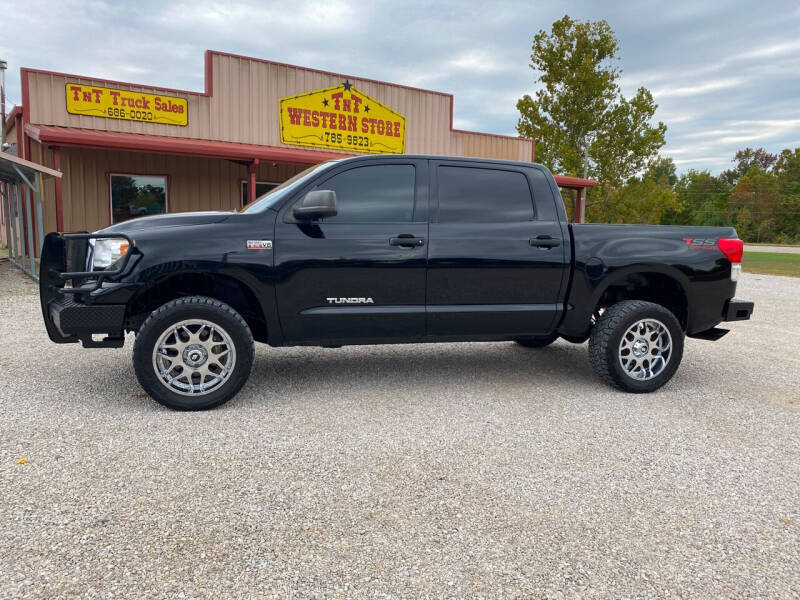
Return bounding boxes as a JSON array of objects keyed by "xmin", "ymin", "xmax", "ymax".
[{"xmin": 25, "ymin": 124, "xmax": 350, "ymax": 165}]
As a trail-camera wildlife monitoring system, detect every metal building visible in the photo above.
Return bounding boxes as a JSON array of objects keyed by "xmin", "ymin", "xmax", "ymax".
[{"xmin": 3, "ymin": 49, "xmax": 595, "ymax": 250}]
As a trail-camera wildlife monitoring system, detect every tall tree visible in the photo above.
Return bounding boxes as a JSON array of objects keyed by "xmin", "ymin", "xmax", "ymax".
[
  {"xmin": 719, "ymin": 147, "xmax": 778, "ymax": 185},
  {"xmin": 516, "ymin": 15, "xmax": 666, "ymax": 186}
]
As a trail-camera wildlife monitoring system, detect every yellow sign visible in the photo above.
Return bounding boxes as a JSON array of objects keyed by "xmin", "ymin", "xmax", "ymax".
[
  {"xmin": 280, "ymin": 83, "xmax": 405, "ymax": 154},
  {"xmin": 65, "ymin": 83, "xmax": 188, "ymax": 126}
]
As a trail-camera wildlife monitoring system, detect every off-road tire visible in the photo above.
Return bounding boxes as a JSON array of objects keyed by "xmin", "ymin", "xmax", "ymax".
[
  {"xmin": 588, "ymin": 300, "xmax": 684, "ymax": 393},
  {"xmin": 133, "ymin": 296, "xmax": 254, "ymax": 410},
  {"xmin": 515, "ymin": 334, "xmax": 559, "ymax": 348}
]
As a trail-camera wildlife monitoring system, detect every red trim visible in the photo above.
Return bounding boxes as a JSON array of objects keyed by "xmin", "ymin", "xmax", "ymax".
[
  {"xmin": 553, "ymin": 174, "xmax": 598, "ymax": 189},
  {"xmin": 531, "ymin": 139, "xmax": 536, "ymax": 163},
  {"xmin": 20, "ymin": 50, "xmax": 534, "ymax": 155},
  {"xmin": 248, "ymin": 159, "xmax": 259, "ymax": 205},
  {"xmin": 53, "ymin": 147, "xmax": 63, "ymax": 230},
  {"xmin": 28, "ymin": 124, "xmax": 351, "ymax": 165},
  {"xmin": 3, "ymin": 105, "xmax": 21, "ymax": 136}
]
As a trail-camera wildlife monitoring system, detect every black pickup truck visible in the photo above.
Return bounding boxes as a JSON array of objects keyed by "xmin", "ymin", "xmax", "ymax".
[{"xmin": 40, "ymin": 155, "xmax": 753, "ymax": 410}]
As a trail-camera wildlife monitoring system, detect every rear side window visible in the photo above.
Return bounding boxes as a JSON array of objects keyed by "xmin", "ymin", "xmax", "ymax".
[
  {"xmin": 437, "ymin": 166, "xmax": 533, "ymax": 223},
  {"xmin": 318, "ymin": 164, "xmax": 415, "ymax": 223}
]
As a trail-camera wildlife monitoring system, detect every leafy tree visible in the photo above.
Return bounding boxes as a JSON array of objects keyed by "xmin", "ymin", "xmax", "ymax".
[
  {"xmin": 587, "ymin": 173, "xmax": 679, "ymax": 224},
  {"xmin": 728, "ymin": 167, "xmax": 782, "ymax": 242},
  {"xmin": 719, "ymin": 147, "xmax": 778, "ymax": 185},
  {"xmin": 645, "ymin": 156, "xmax": 677, "ymax": 187},
  {"xmin": 663, "ymin": 170, "xmax": 730, "ymax": 226},
  {"xmin": 516, "ymin": 15, "xmax": 666, "ymax": 187},
  {"xmin": 774, "ymin": 148, "xmax": 800, "ymax": 196}
]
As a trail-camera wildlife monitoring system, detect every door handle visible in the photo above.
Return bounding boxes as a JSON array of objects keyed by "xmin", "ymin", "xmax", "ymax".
[
  {"xmin": 530, "ymin": 235, "xmax": 561, "ymax": 248},
  {"xmin": 390, "ymin": 236, "xmax": 425, "ymax": 247}
]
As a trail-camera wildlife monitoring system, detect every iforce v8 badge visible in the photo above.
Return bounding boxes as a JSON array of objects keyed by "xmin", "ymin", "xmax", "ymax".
[{"xmin": 246, "ymin": 240, "xmax": 273, "ymax": 250}]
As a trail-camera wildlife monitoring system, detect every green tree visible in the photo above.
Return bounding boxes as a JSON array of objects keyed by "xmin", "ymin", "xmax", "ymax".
[
  {"xmin": 774, "ymin": 148, "xmax": 800, "ymax": 196},
  {"xmin": 587, "ymin": 173, "xmax": 679, "ymax": 224},
  {"xmin": 516, "ymin": 15, "xmax": 666, "ymax": 187},
  {"xmin": 645, "ymin": 156, "xmax": 678, "ymax": 187},
  {"xmin": 728, "ymin": 167, "xmax": 781, "ymax": 243},
  {"xmin": 719, "ymin": 147, "xmax": 778, "ymax": 185},
  {"xmin": 663, "ymin": 170, "xmax": 730, "ymax": 226}
]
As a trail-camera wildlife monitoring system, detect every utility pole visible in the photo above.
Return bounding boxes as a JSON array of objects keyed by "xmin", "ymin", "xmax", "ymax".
[{"xmin": 0, "ymin": 59, "xmax": 7, "ymax": 149}]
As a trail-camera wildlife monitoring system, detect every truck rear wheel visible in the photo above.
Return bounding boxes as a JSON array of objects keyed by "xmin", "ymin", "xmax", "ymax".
[
  {"xmin": 588, "ymin": 300, "xmax": 683, "ymax": 393},
  {"xmin": 133, "ymin": 296, "xmax": 254, "ymax": 410}
]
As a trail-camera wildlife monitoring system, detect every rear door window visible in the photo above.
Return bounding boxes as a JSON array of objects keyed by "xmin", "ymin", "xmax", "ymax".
[{"xmin": 437, "ymin": 166, "xmax": 533, "ymax": 223}]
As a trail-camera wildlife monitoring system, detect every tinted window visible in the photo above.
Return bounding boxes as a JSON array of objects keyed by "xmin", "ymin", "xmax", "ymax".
[
  {"xmin": 438, "ymin": 166, "xmax": 533, "ymax": 222},
  {"xmin": 319, "ymin": 164, "xmax": 415, "ymax": 222}
]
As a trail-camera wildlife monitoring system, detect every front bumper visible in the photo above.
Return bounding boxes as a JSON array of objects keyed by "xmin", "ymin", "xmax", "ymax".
[
  {"xmin": 40, "ymin": 232, "xmax": 133, "ymax": 348},
  {"xmin": 724, "ymin": 298, "xmax": 754, "ymax": 321},
  {"xmin": 48, "ymin": 297, "xmax": 126, "ymax": 347}
]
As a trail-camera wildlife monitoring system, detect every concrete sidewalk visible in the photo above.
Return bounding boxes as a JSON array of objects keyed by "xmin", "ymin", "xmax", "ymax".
[{"xmin": 745, "ymin": 244, "xmax": 800, "ymax": 254}]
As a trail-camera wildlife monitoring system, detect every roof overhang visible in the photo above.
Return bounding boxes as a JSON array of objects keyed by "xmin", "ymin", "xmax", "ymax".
[
  {"xmin": 552, "ymin": 174, "xmax": 598, "ymax": 189},
  {"xmin": 0, "ymin": 149, "xmax": 62, "ymax": 184},
  {"xmin": 25, "ymin": 124, "xmax": 350, "ymax": 165}
]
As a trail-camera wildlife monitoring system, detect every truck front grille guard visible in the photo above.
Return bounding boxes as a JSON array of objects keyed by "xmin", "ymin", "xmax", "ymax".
[{"xmin": 46, "ymin": 232, "xmax": 135, "ymax": 294}]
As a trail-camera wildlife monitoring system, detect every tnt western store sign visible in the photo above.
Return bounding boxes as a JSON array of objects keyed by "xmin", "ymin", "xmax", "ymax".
[{"xmin": 3, "ymin": 50, "xmax": 593, "ymax": 239}]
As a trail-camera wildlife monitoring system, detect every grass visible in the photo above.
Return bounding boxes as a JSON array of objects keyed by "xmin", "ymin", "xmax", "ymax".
[{"xmin": 743, "ymin": 251, "xmax": 800, "ymax": 277}]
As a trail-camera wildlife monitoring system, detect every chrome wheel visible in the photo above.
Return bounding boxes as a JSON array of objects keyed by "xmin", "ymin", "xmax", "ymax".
[
  {"xmin": 618, "ymin": 318, "xmax": 672, "ymax": 381},
  {"xmin": 152, "ymin": 319, "xmax": 236, "ymax": 396}
]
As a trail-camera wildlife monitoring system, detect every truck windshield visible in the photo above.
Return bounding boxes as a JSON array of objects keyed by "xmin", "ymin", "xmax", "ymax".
[{"xmin": 240, "ymin": 161, "xmax": 339, "ymax": 213}]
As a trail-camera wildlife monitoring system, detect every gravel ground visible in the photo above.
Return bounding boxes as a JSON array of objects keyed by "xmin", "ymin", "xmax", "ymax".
[{"xmin": 1, "ymin": 262, "xmax": 798, "ymax": 599}]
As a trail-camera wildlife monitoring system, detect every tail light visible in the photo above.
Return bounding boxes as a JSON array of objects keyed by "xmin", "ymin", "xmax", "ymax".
[{"xmin": 718, "ymin": 238, "xmax": 743, "ymax": 281}]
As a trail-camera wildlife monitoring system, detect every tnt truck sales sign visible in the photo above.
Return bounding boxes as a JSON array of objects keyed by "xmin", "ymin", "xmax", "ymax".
[
  {"xmin": 280, "ymin": 83, "xmax": 405, "ymax": 154},
  {"xmin": 65, "ymin": 83, "xmax": 188, "ymax": 126}
]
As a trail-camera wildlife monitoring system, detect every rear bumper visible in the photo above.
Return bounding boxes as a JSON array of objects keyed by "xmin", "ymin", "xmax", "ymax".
[{"xmin": 724, "ymin": 298, "xmax": 754, "ymax": 321}]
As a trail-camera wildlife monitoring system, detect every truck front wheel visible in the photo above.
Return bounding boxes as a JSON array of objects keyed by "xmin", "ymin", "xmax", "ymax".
[
  {"xmin": 588, "ymin": 300, "xmax": 684, "ymax": 393},
  {"xmin": 133, "ymin": 296, "xmax": 255, "ymax": 410}
]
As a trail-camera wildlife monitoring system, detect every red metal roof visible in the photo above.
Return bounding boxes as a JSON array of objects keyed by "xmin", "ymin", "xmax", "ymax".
[
  {"xmin": 552, "ymin": 174, "xmax": 598, "ymax": 189},
  {"xmin": 25, "ymin": 124, "xmax": 350, "ymax": 165}
]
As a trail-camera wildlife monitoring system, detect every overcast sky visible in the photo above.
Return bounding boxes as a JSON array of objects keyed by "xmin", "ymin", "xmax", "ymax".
[{"xmin": 2, "ymin": 0, "xmax": 799, "ymax": 174}]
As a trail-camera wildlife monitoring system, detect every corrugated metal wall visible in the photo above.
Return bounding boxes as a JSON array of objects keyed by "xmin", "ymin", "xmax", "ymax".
[
  {"xmin": 32, "ymin": 145, "xmax": 306, "ymax": 232},
  {"xmin": 26, "ymin": 53, "xmax": 532, "ymax": 161}
]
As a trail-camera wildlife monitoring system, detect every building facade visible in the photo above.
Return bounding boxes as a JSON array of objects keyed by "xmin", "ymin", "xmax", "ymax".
[{"xmin": 3, "ymin": 50, "xmax": 592, "ymax": 242}]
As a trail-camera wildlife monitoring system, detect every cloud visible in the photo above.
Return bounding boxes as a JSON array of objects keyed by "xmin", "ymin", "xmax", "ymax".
[{"xmin": 1, "ymin": 0, "xmax": 798, "ymax": 174}]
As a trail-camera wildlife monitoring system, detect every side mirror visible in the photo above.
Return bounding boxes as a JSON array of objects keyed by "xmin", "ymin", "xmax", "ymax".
[{"xmin": 293, "ymin": 190, "xmax": 337, "ymax": 221}]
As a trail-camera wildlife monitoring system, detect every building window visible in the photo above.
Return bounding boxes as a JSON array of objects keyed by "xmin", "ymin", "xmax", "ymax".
[
  {"xmin": 110, "ymin": 174, "xmax": 168, "ymax": 224},
  {"xmin": 241, "ymin": 181, "xmax": 279, "ymax": 207}
]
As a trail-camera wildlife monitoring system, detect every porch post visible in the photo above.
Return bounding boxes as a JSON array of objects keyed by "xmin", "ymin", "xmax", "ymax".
[
  {"xmin": 575, "ymin": 187, "xmax": 586, "ymax": 224},
  {"xmin": 53, "ymin": 147, "xmax": 64, "ymax": 231},
  {"xmin": 248, "ymin": 158, "xmax": 259, "ymax": 206}
]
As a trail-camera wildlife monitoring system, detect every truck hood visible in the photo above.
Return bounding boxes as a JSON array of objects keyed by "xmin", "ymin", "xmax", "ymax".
[{"xmin": 98, "ymin": 211, "xmax": 232, "ymax": 234}]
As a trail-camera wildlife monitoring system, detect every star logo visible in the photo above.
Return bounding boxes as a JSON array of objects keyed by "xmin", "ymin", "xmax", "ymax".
[
  {"xmin": 342, "ymin": 80, "xmax": 353, "ymax": 91},
  {"xmin": 322, "ymin": 98, "xmax": 329, "ymax": 107},
  {"xmin": 364, "ymin": 104, "xmax": 370, "ymax": 113}
]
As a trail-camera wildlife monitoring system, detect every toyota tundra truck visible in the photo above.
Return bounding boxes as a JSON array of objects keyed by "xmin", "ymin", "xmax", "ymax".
[{"xmin": 39, "ymin": 155, "xmax": 753, "ymax": 410}]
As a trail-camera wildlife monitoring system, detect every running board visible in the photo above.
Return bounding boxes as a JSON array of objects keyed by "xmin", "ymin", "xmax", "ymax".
[{"xmin": 688, "ymin": 327, "xmax": 730, "ymax": 341}]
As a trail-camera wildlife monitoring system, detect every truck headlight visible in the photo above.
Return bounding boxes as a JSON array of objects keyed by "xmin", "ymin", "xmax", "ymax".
[{"xmin": 90, "ymin": 238, "xmax": 130, "ymax": 270}]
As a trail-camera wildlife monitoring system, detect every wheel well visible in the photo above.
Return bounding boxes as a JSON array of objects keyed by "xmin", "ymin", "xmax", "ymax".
[
  {"xmin": 595, "ymin": 272, "xmax": 688, "ymax": 329},
  {"xmin": 126, "ymin": 273, "xmax": 268, "ymax": 342}
]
